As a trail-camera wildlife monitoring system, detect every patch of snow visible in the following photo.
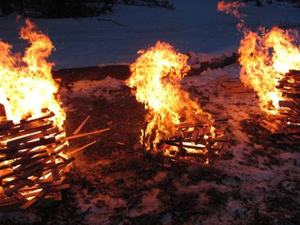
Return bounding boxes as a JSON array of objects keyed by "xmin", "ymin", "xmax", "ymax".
[
  {"xmin": 128, "ymin": 188, "xmax": 161, "ymax": 217},
  {"xmin": 60, "ymin": 76, "xmax": 125, "ymax": 100},
  {"xmin": 0, "ymin": 1, "xmax": 299, "ymax": 68}
]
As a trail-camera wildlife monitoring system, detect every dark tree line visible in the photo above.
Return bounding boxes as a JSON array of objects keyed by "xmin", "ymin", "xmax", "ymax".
[
  {"xmin": 0, "ymin": 0, "xmax": 116, "ymax": 18},
  {"xmin": 0, "ymin": 0, "xmax": 175, "ymax": 18}
]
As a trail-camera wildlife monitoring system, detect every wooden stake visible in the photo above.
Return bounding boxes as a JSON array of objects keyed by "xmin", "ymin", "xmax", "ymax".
[
  {"xmin": 67, "ymin": 140, "xmax": 97, "ymax": 156},
  {"xmin": 73, "ymin": 115, "xmax": 91, "ymax": 135},
  {"xmin": 65, "ymin": 128, "xmax": 110, "ymax": 141}
]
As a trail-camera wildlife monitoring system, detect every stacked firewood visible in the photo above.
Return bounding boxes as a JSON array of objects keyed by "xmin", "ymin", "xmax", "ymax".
[
  {"xmin": 219, "ymin": 77, "xmax": 254, "ymax": 95},
  {"xmin": 158, "ymin": 117, "xmax": 228, "ymax": 165},
  {"xmin": 261, "ymin": 70, "xmax": 300, "ymax": 146},
  {"xmin": 0, "ymin": 112, "xmax": 73, "ymax": 210}
]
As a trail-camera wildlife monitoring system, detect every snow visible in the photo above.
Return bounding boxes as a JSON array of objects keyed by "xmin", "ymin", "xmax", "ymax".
[
  {"xmin": 128, "ymin": 188, "xmax": 161, "ymax": 217},
  {"xmin": 0, "ymin": 0, "xmax": 299, "ymax": 69},
  {"xmin": 0, "ymin": 1, "xmax": 299, "ymax": 224},
  {"xmin": 59, "ymin": 76, "xmax": 125, "ymax": 101}
]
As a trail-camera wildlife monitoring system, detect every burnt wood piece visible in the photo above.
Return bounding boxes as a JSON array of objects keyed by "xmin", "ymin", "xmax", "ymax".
[
  {"xmin": 7, "ymin": 128, "xmax": 59, "ymax": 148},
  {"xmin": 0, "ymin": 113, "xmax": 73, "ymax": 210},
  {"xmin": 188, "ymin": 53, "xmax": 239, "ymax": 76},
  {"xmin": 0, "ymin": 112, "xmax": 54, "ymax": 136},
  {"xmin": 261, "ymin": 69, "xmax": 300, "ymax": 146}
]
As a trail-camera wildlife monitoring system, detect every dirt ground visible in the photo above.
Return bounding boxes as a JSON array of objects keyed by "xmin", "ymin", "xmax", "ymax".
[{"xmin": 0, "ymin": 65, "xmax": 299, "ymax": 225}]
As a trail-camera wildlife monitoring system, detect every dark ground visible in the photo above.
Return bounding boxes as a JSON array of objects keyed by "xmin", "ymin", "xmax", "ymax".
[{"xmin": 0, "ymin": 65, "xmax": 300, "ymax": 225}]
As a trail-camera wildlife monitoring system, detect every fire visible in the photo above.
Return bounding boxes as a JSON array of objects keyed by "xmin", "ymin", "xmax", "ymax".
[
  {"xmin": 217, "ymin": 0, "xmax": 246, "ymax": 29},
  {"xmin": 238, "ymin": 27, "xmax": 300, "ymax": 115},
  {"xmin": 0, "ymin": 19, "xmax": 65, "ymax": 129},
  {"xmin": 126, "ymin": 41, "xmax": 213, "ymax": 152}
]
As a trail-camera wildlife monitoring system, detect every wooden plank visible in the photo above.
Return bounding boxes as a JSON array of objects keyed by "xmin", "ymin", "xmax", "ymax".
[
  {"xmin": 73, "ymin": 115, "xmax": 91, "ymax": 135},
  {"xmin": 7, "ymin": 128, "xmax": 59, "ymax": 148},
  {"xmin": 20, "ymin": 188, "xmax": 50, "ymax": 210},
  {"xmin": 54, "ymin": 191, "xmax": 62, "ymax": 201},
  {"xmin": 67, "ymin": 141, "xmax": 97, "ymax": 156},
  {"xmin": 65, "ymin": 128, "xmax": 110, "ymax": 141}
]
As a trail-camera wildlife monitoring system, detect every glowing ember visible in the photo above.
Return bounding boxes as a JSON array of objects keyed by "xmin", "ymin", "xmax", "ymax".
[
  {"xmin": 0, "ymin": 19, "xmax": 65, "ymax": 129},
  {"xmin": 126, "ymin": 41, "xmax": 214, "ymax": 152},
  {"xmin": 217, "ymin": 0, "xmax": 246, "ymax": 29},
  {"xmin": 238, "ymin": 27, "xmax": 300, "ymax": 115}
]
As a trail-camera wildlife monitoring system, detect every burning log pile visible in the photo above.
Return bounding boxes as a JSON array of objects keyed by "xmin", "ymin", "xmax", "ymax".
[
  {"xmin": 238, "ymin": 27, "xmax": 300, "ymax": 147},
  {"xmin": 127, "ymin": 41, "xmax": 228, "ymax": 165},
  {"xmin": 0, "ymin": 20, "xmax": 75, "ymax": 210},
  {"xmin": 0, "ymin": 112, "xmax": 73, "ymax": 210},
  {"xmin": 158, "ymin": 117, "xmax": 228, "ymax": 165},
  {"xmin": 0, "ymin": 19, "xmax": 111, "ymax": 211},
  {"xmin": 261, "ymin": 70, "xmax": 300, "ymax": 145}
]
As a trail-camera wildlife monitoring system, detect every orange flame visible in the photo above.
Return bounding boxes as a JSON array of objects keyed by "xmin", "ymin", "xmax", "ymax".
[
  {"xmin": 217, "ymin": 0, "xmax": 246, "ymax": 29},
  {"xmin": 126, "ymin": 41, "xmax": 213, "ymax": 151},
  {"xmin": 238, "ymin": 27, "xmax": 300, "ymax": 115},
  {"xmin": 0, "ymin": 19, "xmax": 65, "ymax": 129}
]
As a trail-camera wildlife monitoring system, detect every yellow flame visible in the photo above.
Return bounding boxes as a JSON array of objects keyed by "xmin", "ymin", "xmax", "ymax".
[
  {"xmin": 126, "ymin": 41, "xmax": 213, "ymax": 151},
  {"xmin": 0, "ymin": 19, "xmax": 65, "ymax": 129},
  {"xmin": 238, "ymin": 27, "xmax": 300, "ymax": 115}
]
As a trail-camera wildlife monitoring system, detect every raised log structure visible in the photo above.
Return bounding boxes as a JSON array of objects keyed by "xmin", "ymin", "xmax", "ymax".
[
  {"xmin": 0, "ymin": 112, "xmax": 73, "ymax": 210},
  {"xmin": 156, "ymin": 117, "xmax": 228, "ymax": 165},
  {"xmin": 261, "ymin": 70, "xmax": 300, "ymax": 146}
]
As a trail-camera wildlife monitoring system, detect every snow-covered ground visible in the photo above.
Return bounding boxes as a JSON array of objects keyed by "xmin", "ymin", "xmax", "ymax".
[{"xmin": 0, "ymin": 0, "xmax": 299, "ymax": 69}]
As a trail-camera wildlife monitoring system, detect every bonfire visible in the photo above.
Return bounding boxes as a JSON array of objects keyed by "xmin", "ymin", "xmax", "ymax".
[
  {"xmin": 126, "ymin": 41, "xmax": 225, "ymax": 164},
  {"xmin": 0, "ymin": 19, "xmax": 72, "ymax": 210}
]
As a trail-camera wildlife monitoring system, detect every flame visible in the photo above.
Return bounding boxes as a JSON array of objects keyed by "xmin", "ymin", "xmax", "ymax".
[
  {"xmin": 238, "ymin": 27, "xmax": 300, "ymax": 115},
  {"xmin": 0, "ymin": 19, "xmax": 65, "ymax": 129},
  {"xmin": 217, "ymin": 0, "xmax": 246, "ymax": 29},
  {"xmin": 126, "ymin": 41, "xmax": 213, "ymax": 151}
]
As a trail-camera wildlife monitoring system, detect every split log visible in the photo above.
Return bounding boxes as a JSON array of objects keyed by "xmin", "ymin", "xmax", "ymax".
[
  {"xmin": 65, "ymin": 128, "xmax": 110, "ymax": 141},
  {"xmin": 73, "ymin": 115, "xmax": 91, "ymax": 135},
  {"xmin": 67, "ymin": 140, "xmax": 97, "ymax": 156},
  {"xmin": 188, "ymin": 53, "xmax": 239, "ymax": 76}
]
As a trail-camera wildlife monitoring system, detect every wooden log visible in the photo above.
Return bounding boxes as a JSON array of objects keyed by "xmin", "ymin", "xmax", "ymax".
[
  {"xmin": 51, "ymin": 168, "xmax": 61, "ymax": 182},
  {"xmin": 12, "ymin": 153, "xmax": 49, "ymax": 169},
  {"xmin": 3, "ymin": 124, "xmax": 52, "ymax": 141},
  {"xmin": 0, "ymin": 149, "xmax": 48, "ymax": 163},
  {"xmin": 287, "ymin": 70, "xmax": 300, "ymax": 76},
  {"xmin": 7, "ymin": 127, "xmax": 59, "ymax": 148},
  {"xmin": 188, "ymin": 53, "xmax": 239, "ymax": 76},
  {"xmin": 178, "ymin": 151, "xmax": 218, "ymax": 158},
  {"xmin": 54, "ymin": 191, "xmax": 62, "ymax": 201},
  {"xmin": 164, "ymin": 141, "xmax": 206, "ymax": 150},
  {"xmin": 2, "ymin": 163, "xmax": 44, "ymax": 187},
  {"xmin": 279, "ymin": 100, "xmax": 298, "ymax": 109},
  {"xmin": 67, "ymin": 140, "xmax": 97, "ymax": 156},
  {"xmin": 73, "ymin": 115, "xmax": 91, "ymax": 135},
  {"xmin": 65, "ymin": 128, "xmax": 110, "ymax": 141},
  {"xmin": 205, "ymin": 75, "xmax": 228, "ymax": 86},
  {"xmin": 19, "ymin": 112, "xmax": 54, "ymax": 125},
  {"xmin": 50, "ymin": 184, "xmax": 70, "ymax": 192},
  {"xmin": 262, "ymin": 120, "xmax": 279, "ymax": 130},
  {"xmin": 0, "ymin": 121, "xmax": 14, "ymax": 131},
  {"xmin": 4, "ymin": 181, "xmax": 28, "ymax": 197},
  {"xmin": 192, "ymin": 126, "xmax": 198, "ymax": 142},
  {"xmin": 20, "ymin": 188, "xmax": 50, "ymax": 210},
  {"xmin": 13, "ymin": 192, "xmax": 26, "ymax": 204},
  {"xmin": 195, "ymin": 115, "xmax": 213, "ymax": 126},
  {"xmin": 15, "ymin": 137, "xmax": 56, "ymax": 150}
]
